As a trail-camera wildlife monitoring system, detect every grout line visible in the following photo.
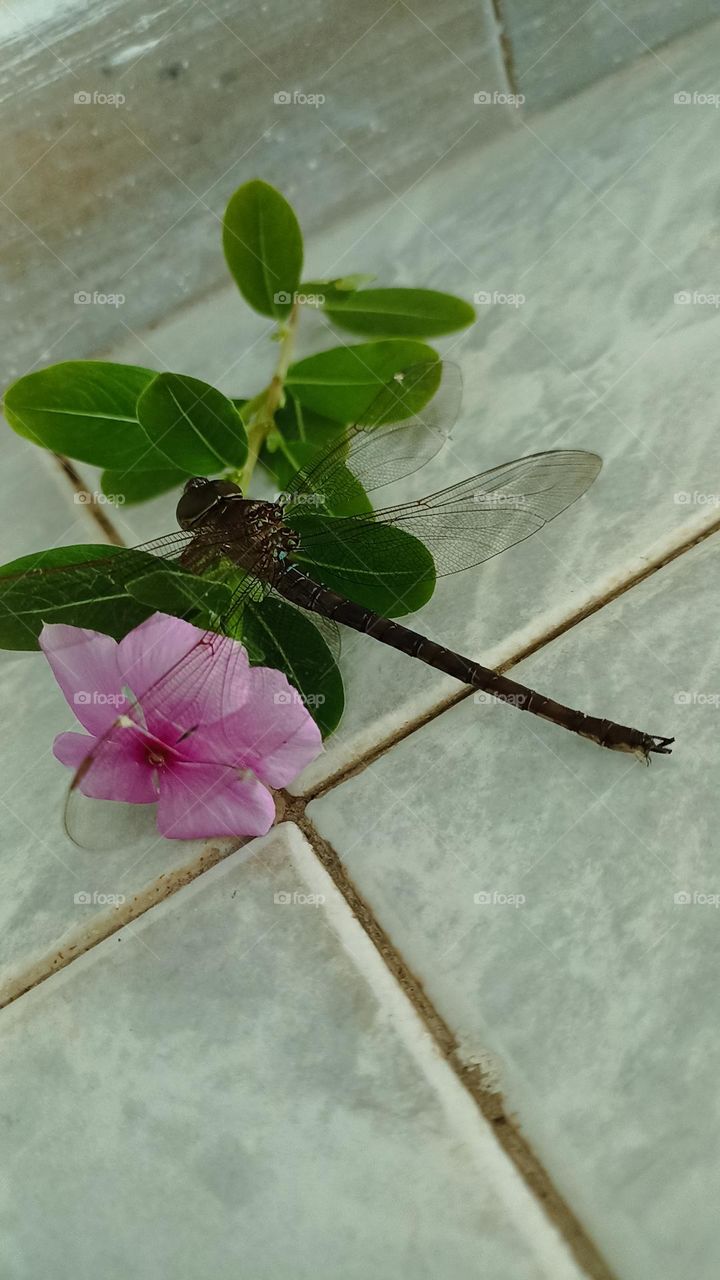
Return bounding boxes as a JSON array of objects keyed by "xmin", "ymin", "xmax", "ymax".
[
  {"xmin": 286, "ymin": 801, "xmax": 619, "ymax": 1280},
  {"xmin": 304, "ymin": 512, "xmax": 720, "ymax": 801},
  {"xmin": 0, "ymin": 839, "xmax": 244, "ymax": 1011},
  {"xmin": 0, "ymin": 784, "xmax": 615, "ymax": 1277},
  {"xmin": 37, "ymin": 425, "xmax": 717, "ymax": 1279}
]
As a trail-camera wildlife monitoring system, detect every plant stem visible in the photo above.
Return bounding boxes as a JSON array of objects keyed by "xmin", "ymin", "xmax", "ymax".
[{"xmin": 236, "ymin": 302, "xmax": 299, "ymax": 492}]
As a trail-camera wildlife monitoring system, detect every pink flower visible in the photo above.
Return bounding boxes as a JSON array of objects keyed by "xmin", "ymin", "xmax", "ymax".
[{"xmin": 40, "ymin": 613, "xmax": 322, "ymax": 839}]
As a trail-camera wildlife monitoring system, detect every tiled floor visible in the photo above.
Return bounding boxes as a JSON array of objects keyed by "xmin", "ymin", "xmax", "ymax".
[
  {"xmin": 0, "ymin": 827, "xmax": 584, "ymax": 1280},
  {"xmin": 2, "ymin": 14, "xmax": 720, "ymax": 1280}
]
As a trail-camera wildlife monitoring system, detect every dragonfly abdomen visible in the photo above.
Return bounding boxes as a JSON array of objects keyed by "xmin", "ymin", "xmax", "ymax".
[{"xmin": 275, "ymin": 564, "xmax": 673, "ymax": 762}]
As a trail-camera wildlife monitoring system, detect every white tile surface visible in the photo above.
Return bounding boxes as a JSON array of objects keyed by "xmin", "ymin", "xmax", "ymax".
[
  {"xmin": 308, "ymin": 529, "xmax": 720, "ymax": 1280},
  {"xmin": 0, "ymin": 825, "xmax": 584, "ymax": 1280},
  {"xmin": 94, "ymin": 17, "xmax": 720, "ymax": 793},
  {"xmin": 1, "ymin": 0, "xmax": 509, "ymax": 384}
]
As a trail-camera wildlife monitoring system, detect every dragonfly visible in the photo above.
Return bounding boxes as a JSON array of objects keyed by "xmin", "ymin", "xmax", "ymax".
[{"xmin": 5, "ymin": 360, "xmax": 673, "ymax": 835}]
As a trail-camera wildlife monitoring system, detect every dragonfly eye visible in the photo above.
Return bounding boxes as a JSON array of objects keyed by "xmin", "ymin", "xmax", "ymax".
[{"xmin": 176, "ymin": 478, "xmax": 218, "ymax": 528}]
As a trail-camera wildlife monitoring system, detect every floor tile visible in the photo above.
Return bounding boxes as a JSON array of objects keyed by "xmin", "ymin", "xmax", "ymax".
[
  {"xmin": 1, "ymin": 0, "xmax": 508, "ymax": 385},
  {"xmin": 0, "ymin": 825, "xmax": 584, "ymax": 1280},
  {"xmin": 501, "ymin": 0, "xmax": 720, "ymax": 109},
  {"xmin": 308, "ymin": 529, "xmax": 720, "ymax": 1280},
  {"xmin": 96, "ymin": 18, "xmax": 720, "ymax": 794}
]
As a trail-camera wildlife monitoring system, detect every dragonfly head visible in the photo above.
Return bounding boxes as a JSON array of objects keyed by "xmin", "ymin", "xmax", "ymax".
[{"xmin": 176, "ymin": 476, "xmax": 244, "ymax": 529}]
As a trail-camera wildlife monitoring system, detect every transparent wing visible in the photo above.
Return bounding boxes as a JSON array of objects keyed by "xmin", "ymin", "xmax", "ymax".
[
  {"xmin": 283, "ymin": 360, "xmax": 462, "ymax": 516},
  {"xmin": 0, "ymin": 528, "xmax": 233, "ymax": 645},
  {"xmin": 292, "ymin": 451, "xmax": 602, "ymax": 584}
]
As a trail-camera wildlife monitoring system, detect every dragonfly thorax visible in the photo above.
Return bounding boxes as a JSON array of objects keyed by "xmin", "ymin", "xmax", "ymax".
[{"xmin": 177, "ymin": 477, "xmax": 299, "ymax": 578}]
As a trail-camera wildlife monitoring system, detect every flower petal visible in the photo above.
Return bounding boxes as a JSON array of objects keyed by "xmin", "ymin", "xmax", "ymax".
[
  {"xmin": 53, "ymin": 730, "xmax": 97, "ymax": 771},
  {"xmin": 117, "ymin": 612, "xmax": 205, "ymax": 696},
  {"xmin": 40, "ymin": 624, "xmax": 122, "ymax": 735},
  {"xmin": 53, "ymin": 725, "xmax": 158, "ymax": 803},
  {"xmin": 182, "ymin": 668, "xmax": 323, "ymax": 786},
  {"xmin": 157, "ymin": 760, "xmax": 275, "ymax": 839},
  {"xmin": 117, "ymin": 615, "xmax": 250, "ymax": 742}
]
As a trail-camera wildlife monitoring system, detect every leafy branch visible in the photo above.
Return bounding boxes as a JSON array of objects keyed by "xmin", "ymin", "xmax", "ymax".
[{"xmin": 0, "ymin": 178, "xmax": 476, "ymax": 735}]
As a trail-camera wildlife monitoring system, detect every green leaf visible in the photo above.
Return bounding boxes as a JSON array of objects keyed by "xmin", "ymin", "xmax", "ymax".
[
  {"xmin": 298, "ymin": 275, "xmax": 374, "ymax": 307},
  {"xmin": 241, "ymin": 597, "xmax": 344, "ymax": 737},
  {"xmin": 223, "ymin": 180, "xmax": 303, "ymax": 319},
  {"xmin": 286, "ymin": 340, "xmax": 438, "ymax": 422},
  {"xmin": 352, "ymin": 358, "xmax": 442, "ymax": 428},
  {"xmin": 290, "ymin": 515, "xmax": 436, "ymax": 616},
  {"xmin": 0, "ymin": 545, "xmax": 160, "ymax": 649},
  {"xmin": 136, "ymin": 372, "xmax": 248, "ymax": 474},
  {"xmin": 3, "ymin": 361, "xmax": 162, "ymax": 470},
  {"xmin": 101, "ymin": 466, "xmax": 189, "ymax": 506},
  {"xmin": 324, "ymin": 287, "xmax": 475, "ymax": 338},
  {"xmin": 126, "ymin": 568, "xmax": 233, "ymax": 627}
]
